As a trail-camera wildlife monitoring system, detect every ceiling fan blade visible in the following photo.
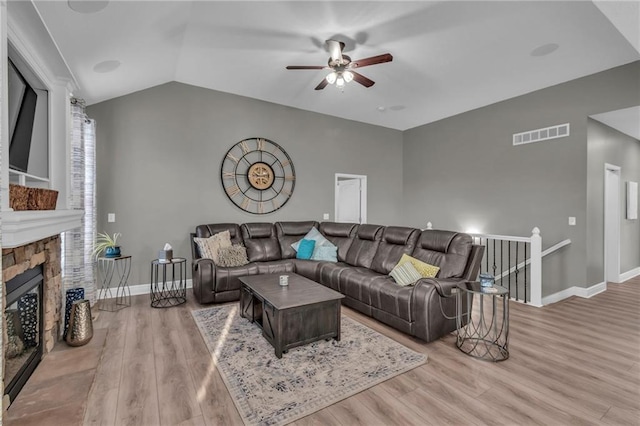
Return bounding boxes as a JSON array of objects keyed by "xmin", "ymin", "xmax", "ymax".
[
  {"xmin": 286, "ymin": 65, "xmax": 326, "ymax": 70},
  {"xmin": 349, "ymin": 53, "xmax": 393, "ymax": 69},
  {"xmin": 351, "ymin": 71, "xmax": 375, "ymax": 88},
  {"xmin": 326, "ymin": 39, "xmax": 344, "ymax": 63},
  {"xmin": 314, "ymin": 79, "xmax": 329, "ymax": 90}
]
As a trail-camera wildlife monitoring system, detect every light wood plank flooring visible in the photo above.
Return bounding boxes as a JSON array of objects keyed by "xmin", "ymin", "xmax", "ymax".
[{"xmin": 5, "ymin": 276, "xmax": 639, "ymax": 425}]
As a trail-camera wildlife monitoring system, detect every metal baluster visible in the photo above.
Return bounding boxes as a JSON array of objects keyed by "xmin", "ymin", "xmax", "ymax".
[
  {"xmin": 485, "ymin": 238, "xmax": 489, "ymax": 275},
  {"xmin": 524, "ymin": 242, "xmax": 529, "ymax": 304},
  {"xmin": 492, "ymin": 239, "xmax": 497, "ymax": 277},
  {"xmin": 508, "ymin": 241, "xmax": 511, "ymax": 296},
  {"xmin": 515, "ymin": 242, "xmax": 519, "ymax": 302}
]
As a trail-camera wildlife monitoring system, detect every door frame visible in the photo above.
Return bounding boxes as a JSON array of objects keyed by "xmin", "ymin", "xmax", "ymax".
[
  {"xmin": 334, "ymin": 173, "xmax": 367, "ymax": 224},
  {"xmin": 604, "ymin": 163, "xmax": 621, "ymax": 283}
]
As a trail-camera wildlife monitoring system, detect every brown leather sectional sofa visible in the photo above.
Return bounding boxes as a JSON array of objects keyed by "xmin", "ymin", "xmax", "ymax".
[{"xmin": 190, "ymin": 221, "xmax": 484, "ymax": 343}]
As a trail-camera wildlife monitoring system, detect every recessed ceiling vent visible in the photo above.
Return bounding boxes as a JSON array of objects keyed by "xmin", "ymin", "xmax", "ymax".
[{"xmin": 513, "ymin": 123, "xmax": 570, "ymax": 146}]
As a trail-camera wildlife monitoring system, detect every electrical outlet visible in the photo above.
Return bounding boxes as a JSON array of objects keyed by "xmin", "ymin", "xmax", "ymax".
[
  {"xmin": 108, "ymin": 213, "xmax": 116, "ymax": 223},
  {"xmin": 568, "ymin": 216, "xmax": 576, "ymax": 226},
  {"xmin": 323, "ymin": 213, "xmax": 330, "ymax": 220}
]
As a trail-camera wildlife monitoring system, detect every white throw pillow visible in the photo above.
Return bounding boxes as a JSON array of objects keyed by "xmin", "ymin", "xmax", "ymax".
[
  {"xmin": 291, "ymin": 227, "xmax": 332, "ymax": 252},
  {"xmin": 194, "ymin": 230, "xmax": 232, "ymax": 264}
]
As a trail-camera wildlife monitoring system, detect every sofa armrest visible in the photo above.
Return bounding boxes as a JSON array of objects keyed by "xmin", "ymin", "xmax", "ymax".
[
  {"xmin": 410, "ymin": 277, "xmax": 466, "ymax": 342},
  {"xmin": 416, "ymin": 277, "xmax": 463, "ymax": 298},
  {"xmin": 192, "ymin": 257, "xmax": 216, "ymax": 304}
]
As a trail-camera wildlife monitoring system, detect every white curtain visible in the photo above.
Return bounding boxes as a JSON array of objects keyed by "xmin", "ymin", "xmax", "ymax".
[{"xmin": 61, "ymin": 99, "xmax": 97, "ymax": 305}]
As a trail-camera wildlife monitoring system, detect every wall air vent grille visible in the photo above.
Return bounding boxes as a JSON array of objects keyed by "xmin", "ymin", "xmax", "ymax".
[{"xmin": 513, "ymin": 123, "xmax": 570, "ymax": 146}]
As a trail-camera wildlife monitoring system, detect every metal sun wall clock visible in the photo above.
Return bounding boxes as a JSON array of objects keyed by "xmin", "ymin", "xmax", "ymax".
[{"xmin": 221, "ymin": 138, "xmax": 296, "ymax": 214}]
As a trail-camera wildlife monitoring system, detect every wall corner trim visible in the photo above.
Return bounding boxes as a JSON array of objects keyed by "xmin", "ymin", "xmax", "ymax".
[
  {"xmin": 542, "ymin": 281, "xmax": 607, "ymax": 305},
  {"xmin": 620, "ymin": 267, "xmax": 640, "ymax": 282}
]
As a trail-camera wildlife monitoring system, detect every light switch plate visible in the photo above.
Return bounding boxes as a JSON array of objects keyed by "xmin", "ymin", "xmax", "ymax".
[
  {"xmin": 568, "ymin": 216, "xmax": 576, "ymax": 226},
  {"xmin": 108, "ymin": 213, "xmax": 116, "ymax": 223},
  {"xmin": 323, "ymin": 213, "xmax": 330, "ymax": 220}
]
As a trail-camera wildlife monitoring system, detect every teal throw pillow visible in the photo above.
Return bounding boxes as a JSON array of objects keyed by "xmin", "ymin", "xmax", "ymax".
[
  {"xmin": 291, "ymin": 227, "xmax": 331, "ymax": 252},
  {"xmin": 311, "ymin": 245, "xmax": 338, "ymax": 262},
  {"xmin": 296, "ymin": 239, "xmax": 316, "ymax": 260}
]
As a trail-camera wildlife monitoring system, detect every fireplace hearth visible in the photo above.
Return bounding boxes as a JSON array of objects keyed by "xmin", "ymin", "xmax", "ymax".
[{"xmin": 4, "ymin": 265, "xmax": 44, "ymax": 403}]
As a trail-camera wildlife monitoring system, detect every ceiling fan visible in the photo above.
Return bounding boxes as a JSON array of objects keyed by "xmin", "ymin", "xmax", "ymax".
[{"xmin": 286, "ymin": 39, "xmax": 393, "ymax": 90}]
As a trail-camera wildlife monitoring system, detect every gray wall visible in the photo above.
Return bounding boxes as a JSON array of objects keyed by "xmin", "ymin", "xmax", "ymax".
[
  {"xmin": 88, "ymin": 82, "xmax": 403, "ymax": 285},
  {"xmin": 402, "ymin": 61, "xmax": 640, "ymax": 296},
  {"xmin": 587, "ymin": 119, "xmax": 640, "ymax": 284}
]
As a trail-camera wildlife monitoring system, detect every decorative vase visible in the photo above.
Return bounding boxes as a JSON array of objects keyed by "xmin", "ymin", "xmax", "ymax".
[
  {"xmin": 66, "ymin": 299, "xmax": 93, "ymax": 347},
  {"xmin": 64, "ymin": 287, "xmax": 85, "ymax": 338},
  {"xmin": 104, "ymin": 246, "xmax": 121, "ymax": 258}
]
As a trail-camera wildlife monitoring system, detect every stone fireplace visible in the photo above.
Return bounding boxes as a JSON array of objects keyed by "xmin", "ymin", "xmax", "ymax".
[
  {"xmin": 1, "ymin": 209, "xmax": 82, "ymax": 408},
  {"xmin": 2, "ymin": 236, "xmax": 62, "ymax": 405}
]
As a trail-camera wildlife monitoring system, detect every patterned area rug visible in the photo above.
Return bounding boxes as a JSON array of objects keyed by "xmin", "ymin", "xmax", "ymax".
[{"xmin": 192, "ymin": 304, "xmax": 427, "ymax": 426}]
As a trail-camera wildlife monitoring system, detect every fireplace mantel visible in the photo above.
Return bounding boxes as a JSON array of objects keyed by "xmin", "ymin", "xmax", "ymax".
[{"xmin": 1, "ymin": 210, "xmax": 83, "ymax": 248}]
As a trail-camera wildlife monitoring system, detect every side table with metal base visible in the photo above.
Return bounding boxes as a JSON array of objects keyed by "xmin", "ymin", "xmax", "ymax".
[
  {"xmin": 97, "ymin": 255, "xmax": 132, "ymax": 312},
  {"xmin": 150, "ymin": 258, "xmax": 187, "ymax": 308},
  {"xmin": 455, "ymin": 281, "xmax": 509, "ymax": 361}
]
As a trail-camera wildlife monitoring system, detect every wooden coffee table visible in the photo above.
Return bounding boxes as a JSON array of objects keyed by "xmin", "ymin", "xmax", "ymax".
[{"xmin": 239, "ymin": 273, "xmax": 345, "ymax": 358}]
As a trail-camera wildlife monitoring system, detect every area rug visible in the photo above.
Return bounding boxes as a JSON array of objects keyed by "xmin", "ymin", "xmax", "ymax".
[{"xmin": 192, "ymin": 304, "xmax": 427, "ymax": 426}]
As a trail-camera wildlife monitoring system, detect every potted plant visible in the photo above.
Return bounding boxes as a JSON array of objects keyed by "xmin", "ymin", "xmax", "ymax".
[{"xmin": 92, "ymin": 232, "xmax": 122, "ymax": 259}]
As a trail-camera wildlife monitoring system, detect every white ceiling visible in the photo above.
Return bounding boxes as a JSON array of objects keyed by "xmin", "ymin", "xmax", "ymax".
[
  {"xmin": 591, "ymin": 106, "xmax": 640, "ymax": 140},
  {"xmin": 24, "ymin": 1, "xmax": 640, "ymax": 131}
]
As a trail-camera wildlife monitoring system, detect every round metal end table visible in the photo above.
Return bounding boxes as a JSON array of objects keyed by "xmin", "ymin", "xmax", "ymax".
[
  {"xmin": 97, "ymin": 255, "xmax": 132, "ymax": 311},
  {"xmin": 455, "ymin": 281, "xmax": 509, "ymax": 362},
  {"xmin": 150, "ymin": 257, "xmax": 187, "ymax": 308}
]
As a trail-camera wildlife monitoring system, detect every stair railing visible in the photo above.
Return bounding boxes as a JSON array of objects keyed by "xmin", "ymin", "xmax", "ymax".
[{"xmin": 425, "ymin": 223, "xmax": 571, "ymax": 307}]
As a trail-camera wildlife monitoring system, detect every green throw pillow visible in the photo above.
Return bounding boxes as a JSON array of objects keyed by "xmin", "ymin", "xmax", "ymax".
[{"xmin": 396, "ymin": 253, "xmax": 440, "ymax": 278}]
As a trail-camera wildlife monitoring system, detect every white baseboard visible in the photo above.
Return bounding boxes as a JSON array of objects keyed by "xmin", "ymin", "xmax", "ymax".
[
  {"xmin": 619, "ymin": 267, "xmax": 640, "ymax": 282},
  {"xmin": 127, "ymin": 279, "xmax": 193, "ymax": 296},
  {"xmin": 542, "ymin": 281, "xmax": 607, "ymax": 306}
]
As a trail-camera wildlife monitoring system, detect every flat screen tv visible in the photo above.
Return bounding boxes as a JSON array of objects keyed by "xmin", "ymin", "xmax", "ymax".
[{"xmin": 7, "ymin": 58, "xmax": 37, "ymax": 173}]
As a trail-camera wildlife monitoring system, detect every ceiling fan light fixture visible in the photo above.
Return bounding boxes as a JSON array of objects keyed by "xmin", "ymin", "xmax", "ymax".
[
  {"xmin": 336, "ymin": 76, "xmax": 345, "ymax": 88},
  {"xmin": 343, "ymin": 71, "xmax": 354, "ymax": 83},
  {"xmin": 326, "ymin": 72, "xmax": 337, "ymax": 84}
]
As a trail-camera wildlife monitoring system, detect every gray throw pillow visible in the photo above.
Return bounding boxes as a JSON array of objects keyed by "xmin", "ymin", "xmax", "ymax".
[{"xmin": 217, "ymin": 244, "xmax": 249, "ymax": 267}]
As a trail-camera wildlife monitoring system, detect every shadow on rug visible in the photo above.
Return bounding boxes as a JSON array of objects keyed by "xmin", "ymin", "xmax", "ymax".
[{"xmin": 192, "ymin": 304, "xmax": 427, "ymax": 426}]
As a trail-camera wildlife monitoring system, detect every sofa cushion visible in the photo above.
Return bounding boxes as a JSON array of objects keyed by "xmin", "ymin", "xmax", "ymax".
[
  {"xmin": 292, "ymin": 259, "xmax": 321, "ymax": 281},
  {"xmin": 369, "ymin": 279, "xmax": 415, "ymax": 321},
  {"xmin": 241, "ymin": 223, "xmax": 282, "ymax": 262},
  {"xmin": 340, "ymin": 267, "xmax": 390, "ymax": 306},
  {"xmin": 396, "ymin": 253, "xmax": 440, "ymax": 278},
  {"xmin": 317, "ymin": 262, "xmax": 352, "ymax": 292},
  {"xmin": 254, "ymin": 260, "xmax": 295, "ymax": 275},
  {"xmin": 276, "ymin": 221, "xmax": 319, "ymax": 259},
  {"xmin": 214, "ymin": 263, "xmax": 259, "ymax": 293},
  {"xmin": 389, "ymin": 261, "xmax": 422, "ymax": 286},
  {"xmin": 344, "ymin": 224, "xmax": 384, "ymax": 268},
  {"xmin": 319, "ymin": 222, "xmax": 358, "ymax": 262},
  {"xmin": 370, "ymin": 226, "xmax": 420, "ymax": 274},
  {"xmin": 412, "ymin": 230, "xmax": 472, "ymax": 278},
  {"xmin": 296, "ymin": 239, "xmax": 315, "ymax": 260}
]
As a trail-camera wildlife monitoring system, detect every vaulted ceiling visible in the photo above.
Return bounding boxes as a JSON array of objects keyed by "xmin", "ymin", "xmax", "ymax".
[{"xmin": 17, "ymin": 1, "xmax": 640, "ymax": 131}]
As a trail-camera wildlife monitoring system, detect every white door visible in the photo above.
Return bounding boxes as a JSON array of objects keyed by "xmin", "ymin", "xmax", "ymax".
[
  {"xmin": 336, "ymin": 179, "xmax": 361, "ymax": 223},
  {"xmin": 335, "ymin": 174, "xmax": 367, "ymax": 223},
  {"xmin": 604, "ymin": 164, "xmax": 621, "ymax": 283}
]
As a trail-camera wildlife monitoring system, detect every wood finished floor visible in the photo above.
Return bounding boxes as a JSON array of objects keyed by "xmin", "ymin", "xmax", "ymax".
[{"xmin": 5, "ymin": 276, "xmax": 639, "ymax": 426}]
